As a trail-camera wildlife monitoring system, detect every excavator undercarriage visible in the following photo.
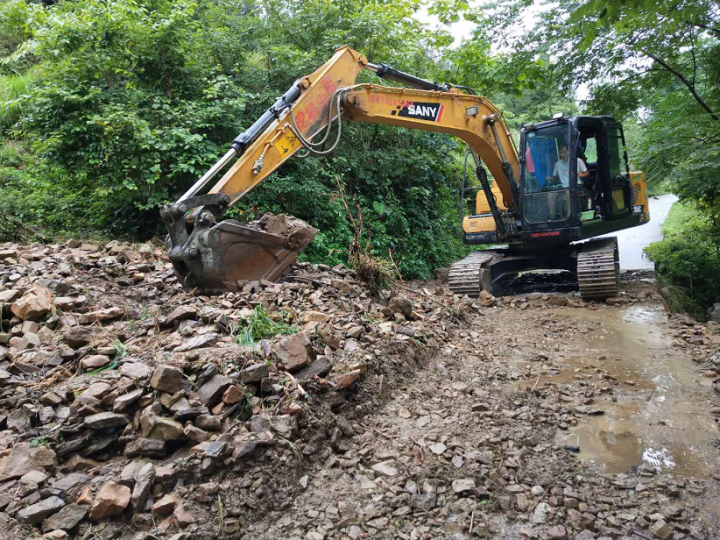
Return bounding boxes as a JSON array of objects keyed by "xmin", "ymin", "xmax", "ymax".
[{"xmin": 447, "ymin": 237, "xmax": 620, "ymax": 299}]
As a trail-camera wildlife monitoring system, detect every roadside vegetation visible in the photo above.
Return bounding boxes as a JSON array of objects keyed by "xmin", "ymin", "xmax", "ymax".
[
  {"xmin": 646, "ymin": 201, "xmax": 720, "ymax": 320},
  {"xmin": 1, "ymin": 0, "xmax": 718, "ymax": 299}
]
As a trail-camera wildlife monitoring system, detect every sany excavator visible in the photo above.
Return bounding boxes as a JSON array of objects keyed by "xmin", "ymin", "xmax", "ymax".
[{"xmin": 161, "ymin": 46, "xmax": 649, "ymax": 298}]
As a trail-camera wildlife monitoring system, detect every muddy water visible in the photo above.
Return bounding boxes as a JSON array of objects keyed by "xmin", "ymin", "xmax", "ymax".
[{"xmin": 549, "ymin": 304, "xmax": 720, "ymax": 478}]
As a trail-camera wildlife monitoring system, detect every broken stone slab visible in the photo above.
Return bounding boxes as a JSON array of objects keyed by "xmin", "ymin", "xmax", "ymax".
[
  {"xmin": 166, "ymin": 305, "xmax": 198, "ymax": 324},
  {"xmin": 0, "ymin": 443, "xmax": 57, "ymax": 481},
  {"xmin": 650, "ymin": 520, "xmax": 673, "ymax": 539},
  {"xmin": 275, "ymin": 332, "xmax": 315, "ymax": 372},
  {"xmin": 174, "ymin": 333, "xmax": 219, "ymax": 352},
  {"xmin": 113, "ymin": 388, "xmax": 144, "ymax": 412},
  {"xmin": 238, "ymin": 362, "xmax": 269, "ymax": 384},
  {"xmin": 222, "ymin": 385, "xmax": 243, "ymax": 404},
  {"xmin": 53, "ymin": 296, "xmax": 87, "ymax": 311},
  {"xmin": 371, "ymin": 461, "xmax": 397, "ymax": 477},
  {"xmin": 11, "ymin": 285, "xmax": 53, "ymax": 320},
  {"xmin": 131, "ymin": 463, "xmax": 155, "ymax": 514},
  {"xmin": 150, "ymin": 364, "xmax": 184, "ymax": 394},
  {"xmin": 84, "ymin": 412, "xmax": 130, "ymax": 430},
  {"xmin": 151, "ymin": 494, "xmax": 178, "ymax": 515},
  {"xmin": 197, "ymin": 374, "xmax": 232, "ymax": 405},
  {"xmin": 294, "ymin": 356, "xmax": 333, "ymax": 381},
  {"xmin": 63, "ymin": 326, "xmax": 95, "ymax": 349},
  {"xmin": 80, "ymin": 354, "xmax": 112, "ymax": 371},
  {"xmin": 452, "ymin": 478, "xmax": 475, "ymax": 494},
  {"xmin": 0, "ymin": 289, "xmax": 22, "ymax": 303},
  {"xmin": 333, "ymin": 369, "xmax": 362, "ymax": 390},
  {"xmin": 174, "ymin": 503, "xmax": 195, "ymax": 528},
  {"xmin": 79, "ymin": 307, "xmax": 125, "ymax": 324},
  {"xmin": 476, "ymin": 290, "xmax": 496, "ymax": 307},
  {"xmin": 17, "ymin": 495, "xmax": 65, "ymax": 525},
  {"xmin": 124, "ymin": 438, "xmax": 166, "ymax": 458},
  {"xmin": 52, "ymin": 473, "xmax": 89, "ymax": 498},
  {"xmin": 143, "ymin": 416, "xmax": 184, "ymax": 441},
  {"xmin": 90, "ymin": 481, "xmax": 131, "ymax": 520},
  {"xmin": 119, "ymin": 361, "xmax": 153, "ymax": 380},
  {"xmin": 43, "ymin": 503, "xmax": 88, "ymax": 531}
]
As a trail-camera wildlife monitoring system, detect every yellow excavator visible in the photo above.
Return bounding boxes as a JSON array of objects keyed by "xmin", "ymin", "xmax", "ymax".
[{"xmin": 161, "ymin": 46, "xmax": 649, "ymax": 298}]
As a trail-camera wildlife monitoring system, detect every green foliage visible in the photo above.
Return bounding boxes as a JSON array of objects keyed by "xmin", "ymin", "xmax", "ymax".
[
  {"xmin": 231, "ymin": 305, "xmax": 297, "ymax": 346},
  {"xmin": 645, "ymin": 201, "xmax": 720, "ymax": 319}
]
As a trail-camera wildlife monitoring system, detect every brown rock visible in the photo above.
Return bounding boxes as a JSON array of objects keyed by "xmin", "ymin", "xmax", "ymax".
[
  {"xmin": 0, "ymin": 289, "xmax": 21, "ymax": 303},
  {"xmin": 301, "ymin": 311, "xmax": 330, "ymax": 324},
  {"xmin": 80, "ymin": 355, "xmax": 112, "ymax": 370},
  {"xmin": 184, "ymin": 424, "xmax": 210, "ymax": 443},
  {"xmin": 11, "ymin": 286, "xmax": 53, "ymax": 320},
  {"xmin": 76, "ymin": 486, "xmax": 93, "ymax": 505},
  {"xmin": 144, "ymin": 416, "xmax": 184, "ymax": 441},
  {"xmin": 79, "ymin": 307, "xmax": 124, "ymax": 324},
  {"xmin": 63, "ymin": 326, "xmax": 95, "ymax": 348},
  {"xmin": 125, "ymin": 438, "xmax": 166, "ymax": 458},
  {"xmin": 174, "ymin": 333, "xmax": 219, "ymax": 352},
  {"xmin": 275, "ymin": 332, "xmax": 315, "ymax": 372},
  {"xmin": 89, "ymin": 482, "xmax": 131, "ymax": 520},
  {"xmin": 388, "ymin": 297, "xmax": 413, "ymax": 317},
  {"xmin": 650, "ymin": 520, "xmax": 673, "ymax": 539},
  {"xmin": 0, "ymin": 443, "xmax": 57, "ymax": 481},
  {"xmin": 222, "ymin": 385, "xmax": 243, "ymax": 404},
  {"xmin": 151, "ymin": 494, "xmax": 179, "ymax": 515},
  {"xmin": 477, "ymin": 290, "xmax": 495, "ymax": 307},
  {"xmin": 174, "ymin": 503, "xmax": 195, "ymax": 528},
  {"xmin": 167, "ymin": 305, "xmax": 198, "ymax": 324},
  {"xmin": 150, "ymin": 364, "xmax": 183, "ymax": 394},
  {"xmin": 333, "ymin": 369, "xmax": 362, "ymax": 390},
  {"xmin": 60, "ymin": 454, "xmax": 100, "ymax": 473},
  {"xmin": 546, "ymin": 525, "xmax": 567, "ymax": 539}
]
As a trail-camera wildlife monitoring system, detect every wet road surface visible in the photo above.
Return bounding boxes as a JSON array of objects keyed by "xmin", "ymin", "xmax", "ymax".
[{"xmin": 602, "ymin": 193, "xmax": 678, "ymax": 270}]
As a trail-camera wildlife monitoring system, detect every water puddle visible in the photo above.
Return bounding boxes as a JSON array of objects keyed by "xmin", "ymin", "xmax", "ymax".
[{"xmin": 549, "ymin": 304, "xmax": 720, "ymax": 478}]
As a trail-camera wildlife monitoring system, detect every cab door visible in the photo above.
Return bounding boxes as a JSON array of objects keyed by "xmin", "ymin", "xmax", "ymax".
[{"xmin": 603, "ymin": 122, "xmax": 633, "ymax": 218}]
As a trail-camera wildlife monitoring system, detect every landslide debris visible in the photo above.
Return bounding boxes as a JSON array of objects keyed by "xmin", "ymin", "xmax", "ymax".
[{"xmin": 0, "ymin": 240, "xmax": 460, "ymax": 539}]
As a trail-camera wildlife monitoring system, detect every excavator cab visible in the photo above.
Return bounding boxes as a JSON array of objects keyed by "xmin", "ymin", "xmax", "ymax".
[{"xmin": 518, "ymin": 116, "xmax": 647, "ymax": 244}]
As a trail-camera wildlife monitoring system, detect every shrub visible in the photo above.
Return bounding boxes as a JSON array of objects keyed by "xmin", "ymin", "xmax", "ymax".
[{"xmin": 645, "ymin": 201, "xmax": 720, "ymax": 320}]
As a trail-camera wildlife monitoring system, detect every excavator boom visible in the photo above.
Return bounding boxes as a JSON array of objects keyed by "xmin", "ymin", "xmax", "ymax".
[{"xmin": 162, "ymin": 46, "xmax": 521, "ymax": 292}]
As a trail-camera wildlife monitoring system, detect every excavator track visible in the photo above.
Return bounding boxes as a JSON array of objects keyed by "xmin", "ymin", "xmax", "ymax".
[
  {"xmin": 577, "ymin": 237, "xmax": 620, "ymax": 299},
  {"xmin": 448, "ymin": 251, "xmax": 496, "ymax": 297}
]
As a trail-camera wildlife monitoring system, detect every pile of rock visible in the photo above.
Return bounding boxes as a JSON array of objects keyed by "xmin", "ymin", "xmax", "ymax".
[{"xmin": 0, "ymin": 239, "xmax": 462, "ymax": 538}]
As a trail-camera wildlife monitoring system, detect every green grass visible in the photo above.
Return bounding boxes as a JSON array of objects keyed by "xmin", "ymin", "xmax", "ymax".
[
  {"xmin": 0, "ymin": 69, "xmax": 38, "ymax": 130},
  {"xmin": 645, "ymin": 200, "xmax": 720, "ymax": 319},
  {"xmin": 231, "ymin": 305, "xmax": 298, "ymax": 346}
]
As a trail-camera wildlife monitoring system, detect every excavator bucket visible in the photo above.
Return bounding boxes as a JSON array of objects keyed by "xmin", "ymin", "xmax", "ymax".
[{"xmin": 161, "ymin": 194, "xmax": 317, "ymax": 292}]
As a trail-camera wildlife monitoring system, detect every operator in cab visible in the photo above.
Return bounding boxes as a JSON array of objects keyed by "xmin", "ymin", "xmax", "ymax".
[{"xmin": 545, "ymin": 146, "xmax": 589, "ymax": 187}]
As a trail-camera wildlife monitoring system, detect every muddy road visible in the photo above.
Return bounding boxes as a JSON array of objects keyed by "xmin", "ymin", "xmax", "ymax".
[{"xmin": 248, "ymin": 277, "xmax": 720, "ymax": 540}]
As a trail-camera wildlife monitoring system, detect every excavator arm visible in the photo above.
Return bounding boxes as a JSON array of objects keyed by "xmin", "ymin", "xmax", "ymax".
[{"xmin": 161, "ymin": 46, "xmax": 521, "ymax": 292}]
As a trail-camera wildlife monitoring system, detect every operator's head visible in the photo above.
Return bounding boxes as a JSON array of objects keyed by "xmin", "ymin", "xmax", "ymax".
[{"xmin": 560, "ymin": 146, "xmax": 569, "ymax": 160}]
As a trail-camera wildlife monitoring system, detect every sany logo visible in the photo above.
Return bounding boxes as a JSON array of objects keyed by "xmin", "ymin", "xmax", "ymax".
[{"xmin": 392, "ymin": 102, "xmax": 444, "ymax": 122}]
